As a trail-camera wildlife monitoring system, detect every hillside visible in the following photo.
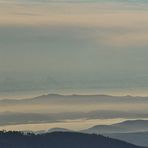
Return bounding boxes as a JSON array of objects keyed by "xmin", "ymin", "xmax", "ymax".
[{"xmin": 0, "ymin": 131, "xmax": 145, "ymax": 148}]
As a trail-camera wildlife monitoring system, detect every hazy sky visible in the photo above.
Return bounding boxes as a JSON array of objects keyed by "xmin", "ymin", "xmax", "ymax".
[
  {"xmin": 1, "ymin": 0, "xmax": 148, "ymax": 131},
  {"xmin": 0, "ymin": 0, "xmax": 148, "ymax": 95}
]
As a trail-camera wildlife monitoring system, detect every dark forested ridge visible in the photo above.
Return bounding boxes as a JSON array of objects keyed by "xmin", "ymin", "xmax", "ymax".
[{"xmin": 0, "ymin": 131, "xmax": 145, "ymax": 148}]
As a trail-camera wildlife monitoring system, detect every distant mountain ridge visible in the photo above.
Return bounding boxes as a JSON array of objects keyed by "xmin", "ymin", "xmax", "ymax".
[
  {"xmin": 1, "ymin": 93, "xmax": 148, "ymax": 104},
  {"xmin": 0, "ymin": 94, "xmax": 148, "ymax": 127},
  {"xmin": 36, "ymin": 120, "xmax": 148, "ymax": 147},
  {"xmin": 80, "ymin": 120, "xmax": 148, "ymax": 147},
  {"xmin": 82, "ymin": 120, "xmax": 148, "ymax": 134},
  {"xmin": 105, "ymin": 132, "xmax": 148, "ymax": 147},
  {"xmin": 113, "ymin": 120, "xmax": 148, "ymax": 131},
  {"xmin": 47, "ymin": 127, "xmax": 72, "ymax": 133}
]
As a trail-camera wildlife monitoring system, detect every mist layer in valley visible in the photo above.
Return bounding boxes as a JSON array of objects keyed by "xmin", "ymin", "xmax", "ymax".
[{"xmin": 0, "ymin": 94, "xmax": 148, "ymax": 131}]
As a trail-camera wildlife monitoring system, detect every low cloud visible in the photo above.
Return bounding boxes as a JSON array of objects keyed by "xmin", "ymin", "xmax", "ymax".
[{"xmin": 0, "ymin": 110, "xmax": 148, "ymax": 126}]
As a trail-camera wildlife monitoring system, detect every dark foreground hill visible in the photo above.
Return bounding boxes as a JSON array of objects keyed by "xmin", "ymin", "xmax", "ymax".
[{"xmin": 0, "ymin": 131, "xmax": 145, "ymax": 148}]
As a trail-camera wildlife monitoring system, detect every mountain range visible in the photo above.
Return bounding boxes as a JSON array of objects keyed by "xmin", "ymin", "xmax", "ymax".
[
  {"xmin": 1, "ymin": 94, "xmax": 148, "ymax": 105},
  {"xmin": 43, "ymin": 120, "xmax": 148, "ymax": 147}
]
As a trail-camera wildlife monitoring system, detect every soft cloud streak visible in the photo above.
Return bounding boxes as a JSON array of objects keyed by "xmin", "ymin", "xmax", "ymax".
[
  {"xmin": 0, "ymin": 1, "xmax": 148, "ymax": 93},
  {"xmin": 1, "ymin": 3, "xmax": 148, "ymax": 48}
]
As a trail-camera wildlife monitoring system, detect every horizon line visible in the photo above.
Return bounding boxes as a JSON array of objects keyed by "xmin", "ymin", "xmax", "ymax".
[{"xmin": 1, "ymin": 93, "xmax": 148, "ymax": 101}]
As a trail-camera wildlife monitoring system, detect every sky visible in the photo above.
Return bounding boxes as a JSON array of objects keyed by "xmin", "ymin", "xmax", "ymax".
[
  {"xmin": 0, "ymin": 0, "xmax": 148, "ymax": 131},
  {"xmin": 0, "ymin": 0, "xmax": 148, "ymax": 97}
]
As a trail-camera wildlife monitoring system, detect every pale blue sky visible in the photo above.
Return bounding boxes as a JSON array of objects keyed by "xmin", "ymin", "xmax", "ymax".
[{"xmin": 0, "ymin": 0, "xmax": 148, "ymax": 95}]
